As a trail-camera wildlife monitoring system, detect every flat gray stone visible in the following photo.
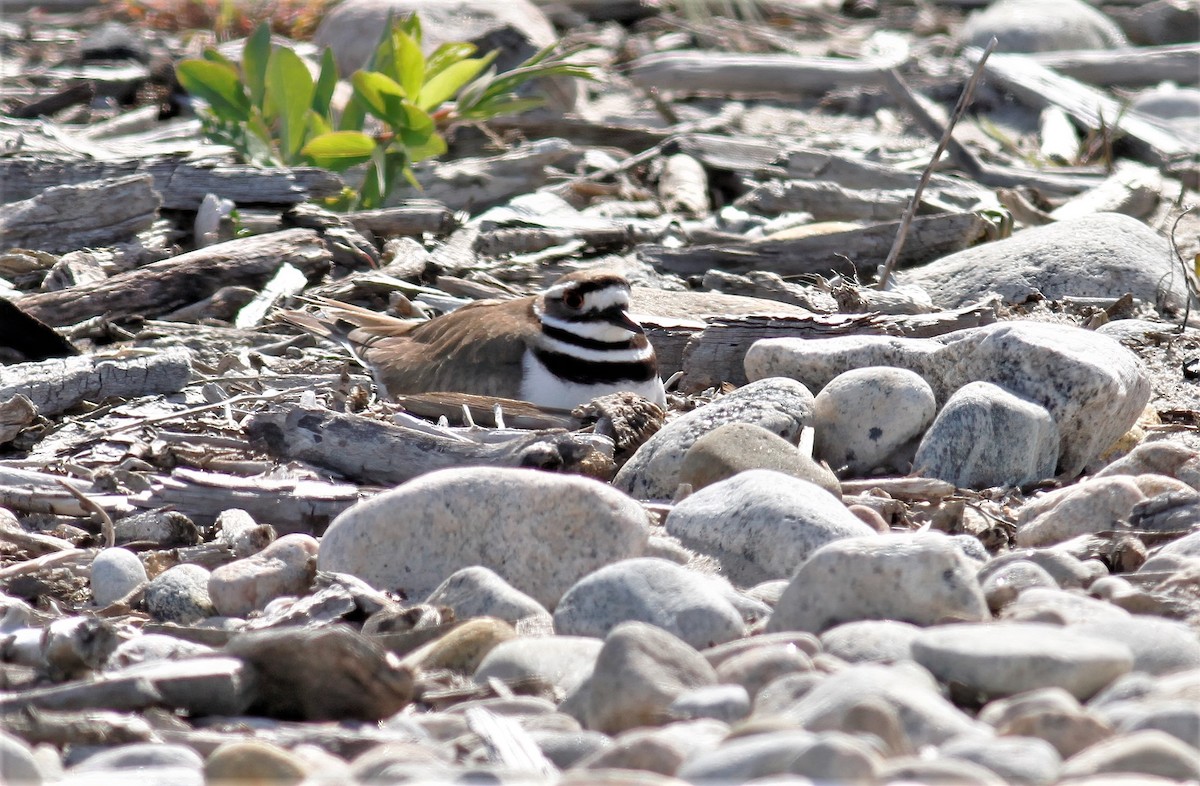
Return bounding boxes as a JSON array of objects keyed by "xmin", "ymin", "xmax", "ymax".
[
  {"xmin": 961, "ymin": 0, "xmax": 1126, "ymax": 52},
  {"xmin": 1016, "ymin": 476, "xmax": 1148, "ymax": 547},
  {"xmin": 912, "ymin": 622, "xmax": 1134, "ymax": 700},
  {"xmin": 318, "ymin": 467, "xmax": 650, "ymax": 608},
  {"xmin": 819, "ymin": 620, "xmax": 922, "ymax": 664},
  {"xmin": 0, "ymin": 729, "xmax": 43, "ymax": 786},
  {"xmin": 767, "ymin": 533, "xmax": 988, "ymax": 634},
  {"xmin": 1059, "ymin": 729, "xmax": 1200, "ymax": 781},
  {"xmin": 426, "ymin": 566, "xmax": 552, "ymax": 629},
  {"xmin": 914, "ymin": 381, "xmax": 1059, "ymax": 489},
  {"xmin": 1069, "ymin": 616, "xmax": 1200, "ymax": 676},
  {"xmin": 813, "ymin": 366, "xmax": 936, "ymax": 475},
  {"xmin": 940, "ymin": 734, "xmax": 1062, "ymax": 786},
  {"xmin": 613, "ymin": 377, "xmax": 815, "ymax": 500},
  {"xmin": 208, "ymin": 533, "xmax": 318, "ymax": 618},
  {"xmin": 554, "ymin": 558, "xmax": 746, "ymax": 649},
  {"xmin": 668, "ymin": 684, "xmax": 751, "ymax": 723},
  {"xmin": 665, "ymin": 470, "xmax": 877, "ymax": 586}
]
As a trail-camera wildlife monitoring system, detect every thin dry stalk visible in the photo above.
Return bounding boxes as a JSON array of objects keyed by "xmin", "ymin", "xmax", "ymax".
[{"xmin": 876, "ymin": 37, "xmax": 998, "ymax": 290}]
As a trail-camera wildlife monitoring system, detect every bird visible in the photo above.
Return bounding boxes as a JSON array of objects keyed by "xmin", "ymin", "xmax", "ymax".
[{"xmin": 277, "ymin": 269, "xmax": 667, "ymax": 411}]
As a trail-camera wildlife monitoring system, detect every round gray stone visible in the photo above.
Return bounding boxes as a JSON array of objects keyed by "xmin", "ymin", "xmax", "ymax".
[
  {"xmin": 680, "ymin": 421, "xmax": 840, "ymax": 496},
  {"xmin": 144, "ymin": 564, "xmax": 216, "ymax": 624},
  {"xmin": 553, "ymin": 558, "xmax": 746, "ymax": 649},
  {"xmin": 474, "ymin": 635, "xmax": 600, "ymax": 694},
  {"xmin": 819, "ymin": 619, "xmax": 922, "ymax": 664},
  {"xmin": 665, "ymin": 470, "xmax": 877, "ymax": 586},
  {"xmin": 767, "ymin": 533, "xmax": 988, "ymax": 634},
  {"xmin": 960, "ymin": 0, "xmax": 1126, "ymax": 52},
  {"xmin": 426, "ymin": 565, "xmax": 552, "ymax": 628},
  {"xmin": 90, "ymin": 547, "xmax": 147, "ymax": 607},
  {"xmin": 813, "ymin": 366, "xmax": 936, "ymax": 475}
]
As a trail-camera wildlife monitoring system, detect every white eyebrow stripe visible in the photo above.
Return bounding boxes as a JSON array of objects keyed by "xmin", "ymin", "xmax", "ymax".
[{"xmin": 582, "ymin": 288, "xmax": 629, "ymax": 312}]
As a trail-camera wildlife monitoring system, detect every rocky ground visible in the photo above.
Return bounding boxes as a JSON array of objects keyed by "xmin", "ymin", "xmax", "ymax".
[{"xmin": 0, "ymin": 0, "xmax": 1199, "ymax": 784}]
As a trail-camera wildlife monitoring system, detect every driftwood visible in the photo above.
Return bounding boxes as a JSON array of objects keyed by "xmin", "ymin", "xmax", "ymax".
[
  {"xmin": 130, "ymin": 467, "xmax": 363, "ymax": 532},
  {"xmin": 976, "ymin": 50, "xmax": 1193, "ymax": 166},
  {"xmin": 346, "ymin": 201, "xmax": 458, "ymax": 239},
  {"xmin": 1029, "ymin": 43, "xmax": 1200, "ymax": 88},
  {"xmin": 701, "ymin": 270, "xmax": 829, "ymax": 312},
  {"xmin": 0, "ymin": 708, "xmax": 154, "ymax": 747},
  {"xmin": 840, "ymin": 477, "xmax": 957, "ymax": 500},
  {"xmin": 412, "ymin": 139, "xmax": 578, "ymax": 213},
  {"xmin": 1049, "ymin": 161, "xmax": 1163, "ymax": 221},
  {"xmin": 0, "ymin": 467, "xmax": 131, "ymax": 519},
  {"xmin": 244, "ymin": 405, "xmax": 615, "ymax": 486},
  {"xmin": 0, "ymin": 349, "xmax": 191, "ymax": 418},
  {"xmin": 625, "ymin": 51, "xmax": 908, "ymax": 97},
  {"xmin": 18, "ymin": 229, "xmax": 333, "ymax": 326},
  {"xmin": 641, "ymin": 212, "xmax": 992, "ymax": 278},
  {"xmin": 0, "ymin": 175, "xmax": 159, "ymax": 254},
  {"xmin": 735, "ymin": 180, "xmax": 918, "ymax": 222},
  {"xmin": 0, "ymin": 154, "xmax": 343, "ymax": 211},
  {"xmin": 680, "ymin": 299, "xmax": 1000, "ymax": 390}
]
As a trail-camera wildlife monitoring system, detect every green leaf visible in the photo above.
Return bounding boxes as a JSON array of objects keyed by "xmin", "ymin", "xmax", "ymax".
[
  {"xmin": 395, "ymin": 30, "xmax": 425, "ymax": 99},
  {"xmin": 339, "ymin": 94, "xmax": 368, "ymax": 131},
  {"xmin": 351, "ymin": 70, "xmax": 406, "ymax": 121},
  {"xmin": 242, "ymin": 22, "xmax": 271, "ymax": 108},
  {"xmin": 417, "ymin": 55, "xmax": 491, "ymax": 111},
  {"xmin": 201, "ymin": 48, "xmax": 237, "ymax": 69},
  {"xmin": 312, "ymin": 47, "xmax": 338, "ymax": 119},
  {"xmin": 265, "ymin": 46, "xmax": 314, "ymax": 161},
  {"xmin": 425, "ymin": 42, "xmax": 476, "ymax": 80},
  {"xmin": 177, "ymin": 59, "xmax": 251, "ymax": 122},
  {"xmin": 395, "ymin": 101, "xmax": 435, "ymax": 147},
  {"xmin": 404, "ymin": 130, "xmax": 447, "ymax": 162},
  {"xmin": 306, "ymin": 108, "xmax": 332, "ymax": 139},
  {"xmin": 301, "ymin": 130, "xmax": 377, "ymax": 169},
  {"xmin": 397, "ymin": 12, "xmax": 421, "ymax": 46}
]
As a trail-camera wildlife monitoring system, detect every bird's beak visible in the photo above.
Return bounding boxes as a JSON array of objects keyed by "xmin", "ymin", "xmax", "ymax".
[{"xmin": 602, "ymin": 308, "xmax": 645, "ymax": 334}]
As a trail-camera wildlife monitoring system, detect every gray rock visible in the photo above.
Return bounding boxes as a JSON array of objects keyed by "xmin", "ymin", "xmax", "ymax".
[
  {"xmin": 668, "ymin": 684, "xmax": 751, "ymax": 723},
  {"xmin": 1102, "ymin": 700, "xmax": 1200, "ymax": 749},
  {"xmin": 715, "ymin": 644, "xmax": 814, "ymax": 700},
  {"xmin": 979, "ymin": 547, "xmax": 1098, "ymax": 589},
  {"xmin": 767, "ymin": 533, "xmax": 988, "ymax": 634},
  {"xmin": 760, "ymin": 661, "xmax": 986, "ymax": 746},
  {"xmin": 665, "ymin": 470, "xmax": 877, "ymax": 586},
  {"xmin": 0, "ymin": 729, "xmax": 43, "ymax": 786},
  {"xmin": 702, "ymin": 631, "xmax": 821, "ymax": 668},
  {"xmin": 614, "ymin": 377, "xmax": 815, "ymax": 500},
  {"xmin": 554, "ymin": 558, "xmax": 746, "ymax": 649},
  {"xmin": 680, "ymin": 421, "xmax": 840, "ymax": 496},
  {"xmin": 90, "ymin": 547, "xmax": 147, "ymax": 607},
  {"xmin": 1059, "ymin": 729, "xmax": 1200, "ymax": 781},
  {"xmin": 1096, "ymin": 441, "xmax": 1200, "ymax": 490},
  {"xmin": 1016, "ymin": 476, "xmax": 1147, "ymax": 547},
  {"xmin": 813, "ymin": 366, "xmax": 936, "ymax": 475},
  {"xmin": 426, "ymin": 565, "xmax": 552, "ymax": 629},
  {"xmin": 980, "ymin": 559, "xmax": 1059, "ymax": 612},
  {"xmin": 912, "ymin": 622, "xmax": 1134, "ymax": 700},
  {"xmin": 748, "ymin": 320, "xmax": 1150, "ymax": 478},
  {"xmin": 914, "ymin": 381, "xmax": 1059, "ymax": 489},
  {"xmin": 144, "ymin": 564, "xmax": 216, "ymax": 624},
  {"xmin": 878, "ymin": 755, "xmax": 1008, "ymax": 786},
  {"xmin": 978, "ymin": 687, "xmax": 1113, "ymax": 759},
  {"xmin": 678, "ymin": 729, "xmax": 882, "ymax": 784},
  {"xmin": 72, "ymin": 744, "xmax": 203, "ymax": 773},
  {"xmin": 474, "ymin": 635, "xmax": 600, "ymax": 694},
  {"xmin": 214, "ymin": 508, "xmax": 274, "ymax": 558},
  {"xmin": 317, "ymin": 467, "xmax": 649, "ymax": 608},
  {"xmin": 1003, "ymin": 587, "xmax": 1132, "ymax": 626},
  {"xmin": 577, "ymin": 720, "xmax": 729, "ymax": 775},
  {"xmin": 940, "ymin": 734, "xmax": 1063, "ymax": 786},
  {"xmin": 961, "ymin": 0, "xmax": 1126, "ymax": 51},
  {"xmin": 530, "ymin": 730, "xmax": 613, "ymax": 769},
  {"xmin": 583, "ymin": 621, "xmax": 717, "ymax": 734},
  {"xmin": 1131, "ymin": 85, "xmax": 1200, "ymax": 141},
  {"xmin": 819, "ymin": 619, "xmax": 922, "ymax": 663},
  {"xmin": 1069, "ymin": 616, "xmax": 1200, "ymax": 676},
  {"xmin": 903, "ymin": 214, "xmax": 1175, "ymax": 308},
  {"xmin": 208, "ymin": 533, "xmax": 318, "ymax": 618}
]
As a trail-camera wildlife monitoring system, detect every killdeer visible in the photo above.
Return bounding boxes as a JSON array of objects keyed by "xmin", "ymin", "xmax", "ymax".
[{"xmin": 279, "ymin": 270, "xmax": 666, "ymax": 411}]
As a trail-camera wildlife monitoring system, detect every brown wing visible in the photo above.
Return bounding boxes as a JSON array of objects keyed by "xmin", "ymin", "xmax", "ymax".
[{"xmin": 282, "ymin": 296, "xmax": 539, "ymax": 399}]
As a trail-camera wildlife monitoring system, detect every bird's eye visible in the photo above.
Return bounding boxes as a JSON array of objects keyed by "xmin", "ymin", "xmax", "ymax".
[{"xmin": 563, "ymin": 291, "xmax": 585, "ymax": 309}]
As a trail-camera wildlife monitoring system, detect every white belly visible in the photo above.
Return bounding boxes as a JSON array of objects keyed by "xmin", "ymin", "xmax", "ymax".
[{"xmin": 520, "ymin": 349, "xmax": 667, "ymax": 411}]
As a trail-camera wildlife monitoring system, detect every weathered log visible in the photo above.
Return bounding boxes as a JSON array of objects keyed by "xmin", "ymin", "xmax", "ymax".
[
  {"xmin": 18, "ymin": 229, "xmax": 333, "ymax": 326},
  {"xmin": 0, "ymin": 708, "xmax": 154, "ymax": 747},
  {"xmin": 129, "ymin": 467, "xmax": 363, "ymax": 532},
  {"xmin": 975, "ymin": 49, "xmax": 1193, "ymax": 166},
  {"xmin": 1028, "ymin": 43, "xmax": 1200, "ymax": 88},
  {"xmin": 0, "ymin": 348, "xmax": 191, "ymax": 417},
  {"xmin": 641, "ymin": 212, "xmax": 992, "ymax": 278},
  {"xmin": 625, "ymin": 51, "xmax": 907, "ymax": 97},
  {"xmin": 680, "ymin": 299, "xmax": 1000, "ymax": 390},
  {"xmin": 0, "ymin": 175, "xmax": 159, "ymax": 254},
  {"xmin": 244, "ymin": 404, "xmax": 615, "ymax": 486},
  {"xmin": 407, "ymin": 138, "xmax": 578, "ymax": 213},
  {"xmin": 346, "ymin": 201, "xmax": 458, "ymax": 238}
]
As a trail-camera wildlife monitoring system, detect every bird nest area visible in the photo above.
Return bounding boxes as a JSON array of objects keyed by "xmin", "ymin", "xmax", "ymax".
[{"xmin": 1, "ymin": 1, "xmax": 1199, "ymax": 783}]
